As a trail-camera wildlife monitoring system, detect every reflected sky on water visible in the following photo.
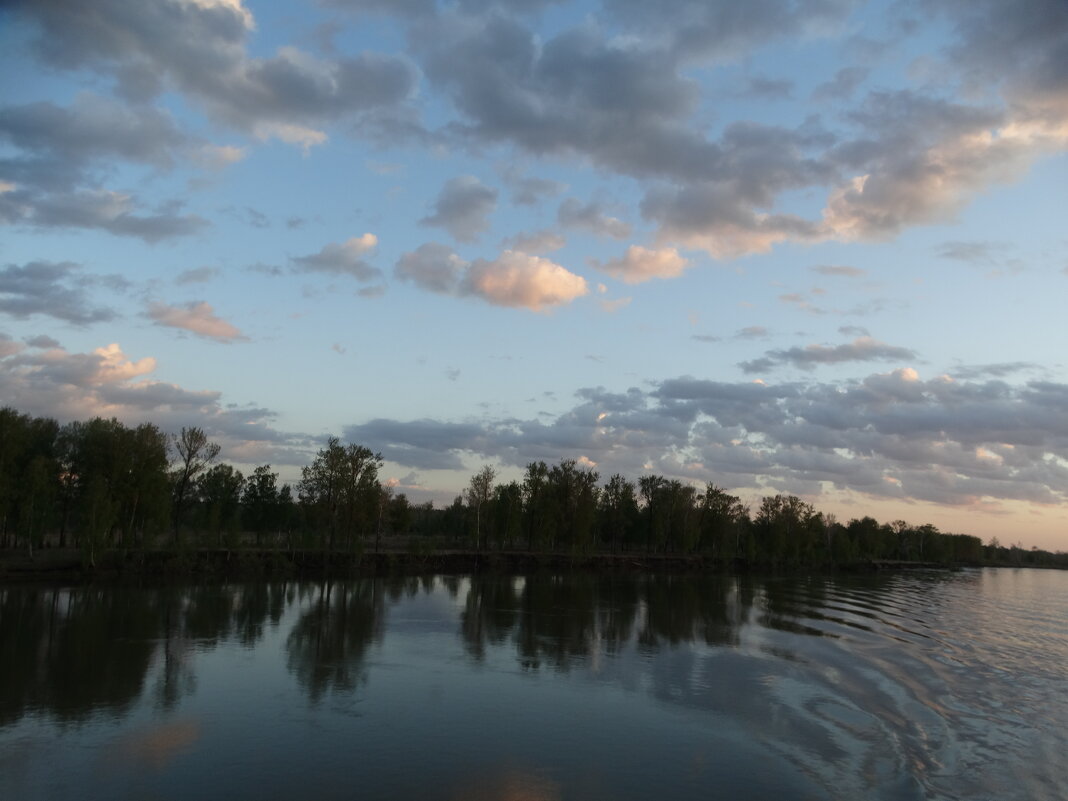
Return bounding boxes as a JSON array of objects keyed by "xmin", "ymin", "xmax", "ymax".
[{"xmin": 2, "ymin": 569, "xmax": 1066, "ymax": 800}]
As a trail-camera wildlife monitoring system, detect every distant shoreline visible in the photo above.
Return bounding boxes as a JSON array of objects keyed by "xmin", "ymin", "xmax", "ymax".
[{"xmin": 0, "ymin": 547, "xmax": 1022, "ymax": 584}]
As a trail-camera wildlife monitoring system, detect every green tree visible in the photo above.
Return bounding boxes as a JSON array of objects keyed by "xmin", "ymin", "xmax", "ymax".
[
  {"xmin": 465, "ymin": 465, "xmax": 496, "ymax": 551},
  {"xmin": 298, "ymin": 437, "xmax": 382, "ymax": 550},
  {"xmin": 119, "ymin": 423, "xmax": 170, "ymax": 547},
  {"xmin": 196, "ymin": 464, "xmax": 245, "ymax": 546},
  {"xmin": 171, "ymin": 426, "xmax": 220, "ymax": 544},
  {"xmin": 600, "ymin": 474, "xmax": 639, "ymax": 553},
  {"xmin": 388, "ymin": 492, "xmax": 412, "ymax": 537},
  {"xmin": 242, "ymin": 464, "xmax": 280, "ymax": 546},
  {"xmin": 638, "ymin": 475, "xmax": 668, "ymax": 553},
  {"xmin": 755, "ymin": 494, "xmax": 818, "ymax": 565},
  {"xmin": 698, "ymin": 484, "xmax": 747, "ymax": 559},
  {"xmin": 492, "ymin": 481, "xmax": 523, "ymax": 550},
  {"xmin": 521, "ymin": 461, "xmax": 552, "ymax": 550}
]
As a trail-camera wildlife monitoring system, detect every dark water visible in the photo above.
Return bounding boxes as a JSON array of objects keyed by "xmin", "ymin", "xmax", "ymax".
[{"xmin": 1, "ymin": 569, "xmax": 1066, "ymax": 800}]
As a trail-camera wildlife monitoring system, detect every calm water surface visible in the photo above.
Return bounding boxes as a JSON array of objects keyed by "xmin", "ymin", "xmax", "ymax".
[{"xmin": 2, "ymin": 569, "xmax": 1066, "ymax": 800}]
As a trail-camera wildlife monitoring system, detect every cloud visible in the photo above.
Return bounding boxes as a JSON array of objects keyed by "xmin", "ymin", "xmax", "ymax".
[
  {"xmin": 0, "ymin": 94, "xmax": 222, "ymax": 240},
  {"xmin": 419, "ymin": 18, "xmax": 716, "ymax": 182},
  {"xmin": 599, "ymin": 296, "xmax": 632, "ymax": 313},
  {"xmin": 642, "ymin": 182, "xmax": 821, "ymax": 258},
  {"xmin": 193, "ymin": 143, "xmax": 246, "ymax": 169},
  {"xmin": 146, "ymin": 301, "xmax": 248, "ymax": 343},
  {"xmin": 838, "ymin": 325, "xmax": 869, "ymax": 337},
  {"xmin": 175, "ymin": 266, "xmax": 221, "ymax": 285},
  {"xmin": 739, "ymin": 336, "xmax": 917, "ymax": 373},
  {"xmin": 291, "ymin": 235, "xmax": 380, "ymax": 281},
  {"xmin": 396, "ymin": 245, "xmax": 588, "ymax": 311},
  {"xmin": 811, "ymin": 264, "xmax": 866, "ymax": 277},
  {"xmin": 394, "ymin": 242, "xmax": 468, "ymax": 293},
  {"xmin": 600, "ymin": 0, "xmax": 858, "ymax": 62},
  {"xmin": 246, "ymin": 262, "xmax": 284, "ymax": 277},
  {"xmin": 504, "ymin": 173, "xmax": 566, "ymax": 206},
  {"xmin": 0, "ymin": 94, "xmax": 191, "ymax": 175},
  {"xmin": 778, "ymin": 292, "xmax": 826, "ymax": 315},
  {"xmin": 928, "ymin": 0, "xmax": 1068, "ymax": 121},
  {"xmin": 314, "ymin": 0, "xmax": 437, "ymax": 19},
  {"xmin": 344, "ymin": 368, "xmax": 1068, "ymax": 509},
  {"xmin": 935, "ymin": 240, "xmax": 1007, "ymax": 265},
  {"xmin": 820, "ymin": 90, "xmax": 1068, "ymax": 241},
  {"xmin": 594, "ymin": 245, "xmax": 689, "ymax": 284},
  {"xmin": 0, "ymin": 333, "xmax": 24, "ymax": 358},
  {"xmin": 462, "ymin": 251, "xmax": 588, "ymax": 311},
  {"xmin": 557, "ymin": 198, "xmax": 630, "ymax": 239},
  {"xmin": 736, "ymin": 326, "xmax": 769, "ymax": 340},
  {"xmin": 343, "ymin": 418, "xmax": 486, "ymax": 470},
  {"xmin": 2, "ymin": 342, "xmax": 157, "ymax": 389},
  {"xmin": 24, "ymin": 334, "xmax": 61, "ymax": 349},
  {"xmin": 812, "ymin": 66, "xmax": 869, "ymax": 101},
  {"xmin": 409, "ymin": 6, "xmax": 1065, "ymax": 262},
  {"xmin": 420, "ymin": 176, "xmax": 498, "ymax": 242},
  {"xmin": 11, "ymin": 1, "xmax": 416, "ymax": 143},
  {"xmin": 0, "ymin": 340, "xmax": 305, "ymax": 464},
  {"xmin": 9, "ymin": 0, "xmax": 1064, "ymax": 267},
  {"xmin": 734, "ymin": 75, "xmax": 794, "ymax": 100},
  {"xmin": 503, "ymin": 229, "xmax": 566, "ymax": 253},
  {"xmin": 0, "ymin": 260, "xmax": 116, "ymax": 324},
  {"xmin": 0, "ymin": 186, "xmax": 207, "ymax": 242},
  {"xmin": 947, "ymin": 362, "xmax": 1039, "ymax": 380},
  {"xmin": 357, "ymin": 283, "xmax": 387, "ymax": 298}
]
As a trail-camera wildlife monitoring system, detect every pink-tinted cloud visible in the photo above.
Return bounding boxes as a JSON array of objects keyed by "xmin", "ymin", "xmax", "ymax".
[
  {"xmin": 462, "ymin": 251, "xmax": 588, "ymax": 311},
  {"xmin": 146, "ymin": 301, "xmax": 247, "ymax": 342},
  {"xmin": 595, "ymin": 245, "xmax": 689, "ymax": 284}
]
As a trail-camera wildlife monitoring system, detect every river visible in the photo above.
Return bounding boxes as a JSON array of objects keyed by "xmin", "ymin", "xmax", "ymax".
[{"xmin": 1, "ymin": 568, "xmax": 1065, "ymax": 800}]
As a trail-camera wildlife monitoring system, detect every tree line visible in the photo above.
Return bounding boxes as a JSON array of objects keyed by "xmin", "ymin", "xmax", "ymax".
[
  {"xmin": 442, "ymin": 461, "xmax": 993, "ymax": 566},
  {"xmin": 0, "ymin": 408, "xmax": 405, "ymax": 562},
  {"xmin": 3, "ymin": 407, "xmax": 1065, "ymax": 568}
]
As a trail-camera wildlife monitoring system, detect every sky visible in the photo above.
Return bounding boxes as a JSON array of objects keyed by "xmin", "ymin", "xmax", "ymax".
[{"xmin": 1, "ymin": 0, "xmax": 1066, "ymax": 549}]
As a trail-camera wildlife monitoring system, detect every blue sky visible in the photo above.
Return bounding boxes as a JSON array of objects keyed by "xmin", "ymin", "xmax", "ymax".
[{"xmin": 1, "ymin": 0, "xmax": 1066, "ymax": 548}]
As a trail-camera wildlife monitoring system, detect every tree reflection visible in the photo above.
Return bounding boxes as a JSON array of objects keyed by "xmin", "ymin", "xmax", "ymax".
[
  {"xmin": 0, "ymin": 583, "xmax": 288, "ymax": 724},
  {"xmin": 455, "ymin": 573, "xmax": 755, "ymax": 672},
  {"xmin": 515, "ymin": 574, "xmax": 600, "ymax": 671},
  {"xmin": 285, "ymin": 579, "xmax": 385, "ymax": 703},
  {"xmin": 0, "ymin": 572, "xmax": 871, "ymax": 729},
  {"xmin": 461, "ymin": 575, "xmax": 521, "ymax": 661},
  {"xmin": 639, "ymin": 574, "xmax": 741, "ymax": 651},
  {"xmin": 44, "ymin": 588, "xmax": 161, "ymax": 720},
  {"xmin": 232, "ymin": 583, "xmax": 288, "ymax": 647}
]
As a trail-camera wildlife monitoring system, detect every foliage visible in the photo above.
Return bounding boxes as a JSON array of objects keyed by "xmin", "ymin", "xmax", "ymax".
[
  {"xmin": 298, "ymin": 437, "xmax": 383, "ymax": 551},
  {"xmin": 2, "ymin": 405, "xmax": 1062, "ymax": 569}
]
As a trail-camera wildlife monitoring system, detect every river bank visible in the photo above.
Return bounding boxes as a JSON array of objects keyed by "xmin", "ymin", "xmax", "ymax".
[{"xmin": 0, "ymin": 546, "xmax": 982, "ymax": 583}]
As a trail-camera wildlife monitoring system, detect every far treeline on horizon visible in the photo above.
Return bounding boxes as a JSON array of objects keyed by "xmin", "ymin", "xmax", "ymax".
[{"xmin": 2, "ymin": 407, "xmax": 1065, "ymax": 570}]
